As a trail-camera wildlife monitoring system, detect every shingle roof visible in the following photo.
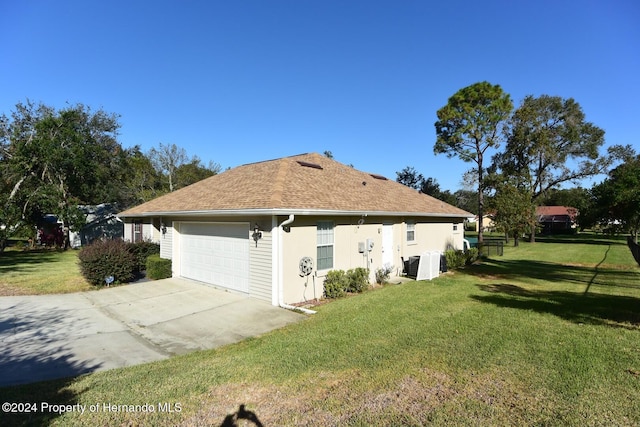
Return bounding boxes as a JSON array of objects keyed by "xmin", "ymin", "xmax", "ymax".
[
  {"xmin": 118, "ymin": 153, "xmax": 472, "ymax": 218},
  {"xmin": 536, "ymin": 206, "xmax": 578, "ymax": 220}
]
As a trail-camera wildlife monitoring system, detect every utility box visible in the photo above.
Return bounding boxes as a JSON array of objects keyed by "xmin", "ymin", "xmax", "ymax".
[
  {"xmin": 416, "ymin": 251, "xmax": 441, "ymax": 281},
  {"xmin": 358, "ymin": 242, "xmax": 365, "ymax": 253}
]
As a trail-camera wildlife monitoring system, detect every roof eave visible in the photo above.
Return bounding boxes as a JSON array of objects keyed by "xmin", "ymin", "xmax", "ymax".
[{"xmin": 118, "ymin": 208, "xmax": 472, "ymax": 219}]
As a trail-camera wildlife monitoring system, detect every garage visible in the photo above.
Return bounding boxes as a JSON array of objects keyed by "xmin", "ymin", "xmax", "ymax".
[{"xmin": 179, "ymin": 222, "xmax": 249, "ymax": 293}]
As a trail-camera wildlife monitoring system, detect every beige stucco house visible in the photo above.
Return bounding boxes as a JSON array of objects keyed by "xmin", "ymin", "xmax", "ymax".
[{"xmin": 118, "ymin": 153, "xmax": 471, "ymax": 307}]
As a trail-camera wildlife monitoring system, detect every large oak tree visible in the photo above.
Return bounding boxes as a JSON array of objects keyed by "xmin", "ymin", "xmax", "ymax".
[
  {"xmin": 0, "ymin": 101, "xmax": 123, "ymax": 249},
  {"xmin": 494, "ymin": 95, "xmax": 607, "ymax": 241}
]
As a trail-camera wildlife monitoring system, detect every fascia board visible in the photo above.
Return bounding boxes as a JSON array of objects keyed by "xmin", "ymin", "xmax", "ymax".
[{"xmin": 118, "ymin": 208, "xmax": 471, "ymax": 220}]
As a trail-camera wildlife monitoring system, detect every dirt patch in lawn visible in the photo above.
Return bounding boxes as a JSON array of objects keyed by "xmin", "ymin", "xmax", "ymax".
[
  {"xmin": 180, "ymin": 368, "xmax": 551, "ymax": 426},
  {"xmin": 0, "ymin": 282, "xmax": 33, "ymax": 296}
]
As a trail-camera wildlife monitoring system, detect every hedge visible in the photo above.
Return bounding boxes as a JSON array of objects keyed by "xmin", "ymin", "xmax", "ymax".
[{"xmin": 146, "ymin": 254, "xmax": 172, "ymax": 280}]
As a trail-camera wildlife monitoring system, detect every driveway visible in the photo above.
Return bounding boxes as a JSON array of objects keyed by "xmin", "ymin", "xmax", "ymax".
[{"xmin": 0, "ymin": 278, "xmax": 305, "ymax": 387}]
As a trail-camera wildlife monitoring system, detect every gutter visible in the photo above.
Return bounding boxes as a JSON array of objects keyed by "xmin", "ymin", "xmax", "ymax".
[
  {"xmin": 276, "ymin": 214, "xmax": 316, "ymax": 315},
  {"xmin": 118, "ymin": 208, "xmax": 472, "ymax": 220}
]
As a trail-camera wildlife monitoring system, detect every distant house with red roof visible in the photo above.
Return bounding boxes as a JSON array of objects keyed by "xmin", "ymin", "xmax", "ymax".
[{"xmin": 536, "ymin": 206, "xmax": 578, "ymax": 234}]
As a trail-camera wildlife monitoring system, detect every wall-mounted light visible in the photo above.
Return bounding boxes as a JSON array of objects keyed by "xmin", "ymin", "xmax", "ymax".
[
  {"xmin": 252, "ymin": 223, "xmax": 263, "ymax": 246},
  {"xmin": 161, "ymin": 222, "xmax": 167, "ymax": 236}
]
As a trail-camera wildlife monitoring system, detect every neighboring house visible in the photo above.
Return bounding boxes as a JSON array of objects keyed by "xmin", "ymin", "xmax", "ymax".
[
  {"xmin": 69, "ymin": 204, "xmax": 124, "ymax": 248},
  {"xmin": 118, "ymin": 153, "xmax": 472, "ymax": 306},
  {"xmin": 471, "ymin": 214, "xmax": 495, "ymax": 233},
  {"xmin": 38, "ymin": 204, "xmax": 124, "ymax": 248},
  {"xmin": 536, "ymin": 206, "xmax": 578, "ymax": 234}
]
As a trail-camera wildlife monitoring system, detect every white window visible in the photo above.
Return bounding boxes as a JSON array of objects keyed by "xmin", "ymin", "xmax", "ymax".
[
  {"xmin": 406, "ymin": 221, "xmax": 415, "ymax": 243},
  {"xmin": 133, "ymin": 221, "xmax": 143, "ymax": 243},
  {"xmin": 317, "ymin": 221, "xmax": 334, "ymax": 270}
]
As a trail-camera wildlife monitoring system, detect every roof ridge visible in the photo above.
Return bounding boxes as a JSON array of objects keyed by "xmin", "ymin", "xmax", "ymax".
[{"xmin": 269, "ymin": 157, "xmax": 291, "ymax": 208}]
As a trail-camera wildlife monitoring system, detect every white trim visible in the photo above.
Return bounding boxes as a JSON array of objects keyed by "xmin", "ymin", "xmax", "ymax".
[{"xmin": 118, "ymin": 208, "xmax": 471, "ymax": 219}]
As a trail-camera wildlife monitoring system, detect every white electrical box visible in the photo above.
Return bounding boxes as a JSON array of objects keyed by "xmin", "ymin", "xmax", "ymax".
[{"xmin": 358, "ymin": 242, "xmax": 365, "ymax": 253}]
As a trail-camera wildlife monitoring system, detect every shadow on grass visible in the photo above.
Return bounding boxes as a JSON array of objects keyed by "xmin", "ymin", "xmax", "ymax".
[
  {"xmin": 473, "ymin": 283, "xmax": 640, "ymax": 329},
  {"xmin": 535, "ymin": 235, "xmax": 626, "ymax": 246},
  {"xmin": 468, "ymin": 257, "xmax": 639, "ymax": 291},
  {"xmin": 0, "ymin": 304, "xmax": 98, "ymax": 426},
  {"xmin": 0, "ymin": 249, "xmax": 69, "ymax": 276}
]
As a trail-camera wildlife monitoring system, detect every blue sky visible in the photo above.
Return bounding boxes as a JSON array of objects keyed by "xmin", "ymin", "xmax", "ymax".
[{"xmin": 1, "ymin": 0, "xmax": 638, "ymax": 191}]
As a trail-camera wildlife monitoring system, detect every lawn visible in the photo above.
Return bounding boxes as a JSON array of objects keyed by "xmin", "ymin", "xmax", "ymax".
[
  {"xmin": 0, "ymin": 248, "xmax": 92, "ymax": 295},
  {"xmin": 2, "ymin": 234, "xmax": 639, "ymax": 426}
]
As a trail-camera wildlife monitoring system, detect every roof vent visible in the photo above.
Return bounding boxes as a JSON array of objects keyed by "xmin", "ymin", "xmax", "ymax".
[
  {"xmin": 297, "ymin": 160, "xmax": 323, "ymax": 170},
  {"xmin": 370, "ymin": 173, "xmax": 387, "ymax": 180}
]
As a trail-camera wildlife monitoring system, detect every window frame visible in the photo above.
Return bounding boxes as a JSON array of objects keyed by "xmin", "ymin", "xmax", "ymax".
[
  {"xmin": 406, "ymin": 221, "xmax": 416, "ymax": 244},
  {"xmin": 316, "ymin": 221, "xmax": 334, "ymax": 271},
  {"xmin": 133, "ymin": 220, "xmax": 143, "ymax": 243}
]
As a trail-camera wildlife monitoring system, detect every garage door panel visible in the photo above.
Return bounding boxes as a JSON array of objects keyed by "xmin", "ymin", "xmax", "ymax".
[{"xmin": 180, "ymin": 223, "xmax": 249, "ymax": 293}]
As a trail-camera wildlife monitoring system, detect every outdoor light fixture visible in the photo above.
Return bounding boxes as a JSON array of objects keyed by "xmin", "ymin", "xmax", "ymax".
[
  {"xmin": 161, "ymin": 222, "xmax": 167, "ymax": 236},
  {"xmin": 252, "ymin": 223, "xmax": 263, "ymax": 246}
]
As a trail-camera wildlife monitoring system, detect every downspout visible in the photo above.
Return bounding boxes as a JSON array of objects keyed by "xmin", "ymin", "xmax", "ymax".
[{"xmin": 277, "ymin": 214, "xmax": 316, "ymax": 315}]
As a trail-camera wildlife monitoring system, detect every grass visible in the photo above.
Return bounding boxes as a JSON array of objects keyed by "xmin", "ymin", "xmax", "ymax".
[
  {"xmin": 0, "ymin": 248, "xmax": 92, "ymax": 295},
  {"xmin": 1, "ymin": 234, "xmax": 639, "ymax": 426}
]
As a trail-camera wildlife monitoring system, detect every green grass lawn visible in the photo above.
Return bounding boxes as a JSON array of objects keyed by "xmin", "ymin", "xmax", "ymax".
[
  {"xmin": 2, "ymin": 234, "xmax": 639, "ymax": 426},
  {"xmin": 0, "ymin": 248, "xmax": 92, "ymax": 295}
]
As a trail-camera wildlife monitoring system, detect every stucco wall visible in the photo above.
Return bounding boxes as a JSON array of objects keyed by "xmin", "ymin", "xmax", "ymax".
[{"xmin": 280, "ymin": 215, "xmax": 465, "ymax": 304}]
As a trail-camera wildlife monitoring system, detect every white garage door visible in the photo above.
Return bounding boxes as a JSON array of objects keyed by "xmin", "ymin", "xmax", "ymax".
[{"xmin": 180, "ymin": 222, "xmax": 249, "ymax": 293}]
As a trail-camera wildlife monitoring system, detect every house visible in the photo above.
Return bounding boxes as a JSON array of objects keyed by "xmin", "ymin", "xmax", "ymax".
[
  {"xmin": 536, "ymin": 206, "xmax": 578, "ymax": 234},
  {"xmin": 117, "ymin": 153, "xmax": 472, "ymax": 306},
  {"xmin": 471, "ymin": 214, "xmax": 495, "ymax": 233},
  {"xmin": 35, "ymin": 204, "xmax": 124, "ymax": 248},
  {"xmin": 69, "ymin": 204, "xmax": 124, "ymax": 248}
]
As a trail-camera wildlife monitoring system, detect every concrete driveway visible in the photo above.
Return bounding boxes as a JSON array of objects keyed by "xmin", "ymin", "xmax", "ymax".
[{"xmin": 0, "ymin": 278, "xmax": 305, "ymax": 387}]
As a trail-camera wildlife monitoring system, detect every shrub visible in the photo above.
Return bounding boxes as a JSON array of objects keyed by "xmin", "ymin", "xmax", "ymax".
[
  {"xmin": 445, "ymin": 249, "xmax": 466, "ymax": 270},
  {"xmin": 375, "ymin": 265, "xmax": 394, "ymax": 285},
  {"xmin": 79, "ymin": 239, "xmax": 137, "ymax": 286},
  {"xmin": 323, "ymin": 270, "xmax": 347, "ymax": 299},
  {"xmin": 127, "ymin": 240, "xmax": 160, "ymax": 272},
  {"xmin": 465, "ymin": 247, "xmax": 479, "ymax": 265},
  {"xmin": 146, "ymin": 254, "xmax": 172, "ymax": 280},
  {"xmin": 346, "ymin": 267, "xmax": 370, "ymax": 293},
  {"xmin": 445, "ymin": 248, "xmax": 480, "ymax": 271}
]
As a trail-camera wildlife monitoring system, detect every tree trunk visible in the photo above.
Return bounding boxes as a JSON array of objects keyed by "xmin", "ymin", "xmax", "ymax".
[
  {"xmin": 529, "ymin": 224, "xmax": 536, "ymax": 243},
  {"xmin": 514, "ymin": 233, "xmax": 520, "ymax": 247},
  {"xmin": 477, "ymin": 158, "xmax": 484, "ymax": 244}
]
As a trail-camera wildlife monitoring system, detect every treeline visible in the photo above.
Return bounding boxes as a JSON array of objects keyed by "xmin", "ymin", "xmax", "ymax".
[
  {"xmin": 396, "ymin": 82, "xmax": 638, "ymax": 245},
  {"xmin": 0, "ymin": 101, "xmax": 220, "ymax": 250}
]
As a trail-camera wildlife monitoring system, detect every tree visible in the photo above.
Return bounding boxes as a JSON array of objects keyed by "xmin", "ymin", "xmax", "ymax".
[
  {"xmin": 174, "ymin": 157, "xmax": 221, "ymax": 190},
  {"xmin": 396, "ymin": 166, "xmax": 424, "ymax": 190},
  {"xmin": 434, "ymin": 81, "xmax": 513, "ymax": 242},
  {"xmin": 148, "ymin": 142, "xmax": 189, "ymax": 192},
  {"xmin": 589, "ymin": 155, "xmax": 640, "ymax": 242},
  {"xmin": 118, "ymin": 146, "xmax": 164, "ymax": 206},
  {"xmin": 495, "ymin": 95, "xmax": 607, "ymax": 241},
  {"xmin": 452, "ymin": 189, "xmax": 477, "ymax": 215},
  {"xmin": 489, "ymin": 179, "xmax": 537, "ymax": 246},
  {"xmin": 0, "ymin": 101, "xmax": 123, "ymax": 249}
]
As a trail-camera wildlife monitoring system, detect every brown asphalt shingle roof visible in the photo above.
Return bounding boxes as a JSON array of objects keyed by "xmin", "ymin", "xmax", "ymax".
[{"xmin": 118, "ymin": 153, "xmax": 472, "ymax": 217}]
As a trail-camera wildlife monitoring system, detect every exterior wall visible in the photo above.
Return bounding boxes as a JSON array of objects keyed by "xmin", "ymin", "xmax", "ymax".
[
  {"xmin": 123, "ymin": 218, "xmax": 158, "ymax": 243},
  {"xmin": 248, "ymin": 218, "xmax": 272, "ymax": 302},
  {"xmin": 280, "ymin": 215, "xmax": 465, "ymax": 304},
  {"xmin": 159, "ymin": 222, "xmax": 173, "ymax": 259},
  {"xmin": 122, "ymin": 214, "xmax": 464, "ymax": 305}
]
